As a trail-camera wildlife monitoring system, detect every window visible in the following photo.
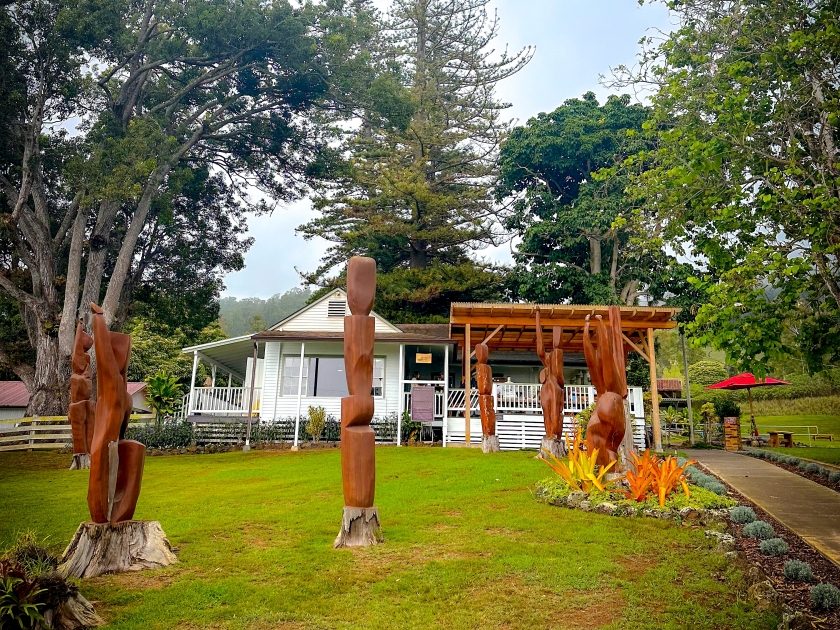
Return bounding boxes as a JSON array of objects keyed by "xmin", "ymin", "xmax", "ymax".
[
  {"xmin": 282, "ymin": 356, "xmax": 308, "ymax": 396},
  {"xmin": 282, "ymin": 356, "xmax": 385, "ymax": 397}
]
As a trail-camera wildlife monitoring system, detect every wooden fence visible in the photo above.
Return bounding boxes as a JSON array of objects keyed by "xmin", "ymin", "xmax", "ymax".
[{"xmin": 0, "ymin": 415, "xmax": 156, "ymax": 452}]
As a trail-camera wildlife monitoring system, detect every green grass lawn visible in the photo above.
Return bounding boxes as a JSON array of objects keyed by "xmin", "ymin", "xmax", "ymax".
[
  {"xmin": 741, "ymin": 414, "xmax": 840, "ymax": 446},
  {"xmin": 761, "ymin": 447, "xmax": 840, "ymax": 466},
  {"xmin": 0, "ymin": 448, "xmax": 777, "ymax": 630}
]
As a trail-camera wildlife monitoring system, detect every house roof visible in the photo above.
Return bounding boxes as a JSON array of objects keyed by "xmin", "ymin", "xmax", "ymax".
[{"xmin": 0, "ymin": 381, "xmax": 146, "ymax": 408}]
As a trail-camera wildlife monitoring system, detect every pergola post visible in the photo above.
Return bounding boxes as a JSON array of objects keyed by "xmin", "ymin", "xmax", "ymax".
[
  {"xmin": 680, "ymin": 330, "xmax": 694, "ymax": 445},
  {"xmin": 292, "ymin": 342, "xmax": 306, "ymax": 451},
  {"xmin": 188, "ymin": 350, "xmax": 199, "ymax": 415},
  {"xmin": 647, "ymin": 328, "xmax": 662, "ymax": 451},
  {"xmin": 397, "ymin": 343, "xmax": 405, "ymax": 447},
  {"xmin": 463, "ymin": 323, "xmax": 471, "ymax": 445},
  {"xmin": 244, "ymin": 341, "xmax": 258, "ymax": 452}
]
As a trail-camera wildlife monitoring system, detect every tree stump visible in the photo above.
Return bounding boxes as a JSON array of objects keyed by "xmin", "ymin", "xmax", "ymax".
[
  {"xmin": 482, "ymin": 435, "xmax": 500, "ymax": 453},
  {"xmin": 42, "ymin": 591, "xmax": 104, "ymax": 629},
  {"xmin": 69, "ymin": 454, "xmax": 90, "ymax": 470},
  {"xmin": 538, "ymin": 436, "xmax": 566, "ymax": 460},
  {"xmin": 59, "ymin": 521, "xmax": 177, "ymax": 579},
  {"xmin": 334, "ymin": 507, "xmax": 383, "ymax": 549}
]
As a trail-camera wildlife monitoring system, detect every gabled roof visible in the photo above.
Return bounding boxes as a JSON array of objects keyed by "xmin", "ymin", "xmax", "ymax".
[
  {"xmin": 268, "ymin": 288, "xmax": 401, "ymax": 333},
  {"xmin": 0, "ymin": 381, "xmax": 146, "ymax": 408}
]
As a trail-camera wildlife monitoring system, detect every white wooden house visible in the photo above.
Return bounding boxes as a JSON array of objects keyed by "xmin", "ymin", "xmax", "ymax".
[{"xmin": 181, "ymin": 292, "xmax": 654, "ymax": 450}]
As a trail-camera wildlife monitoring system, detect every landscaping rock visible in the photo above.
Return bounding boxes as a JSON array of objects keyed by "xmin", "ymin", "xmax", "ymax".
[
  {"xmin": 566, "ymin": 492, "xmax": 588, "ymax": 507},
  {"xmin": 679, "ymin": 507, "xmax": 701, "ymax": 522},
  {"xmin": 724, "ymin": 551, "xmax": 739, "ymax": 561},
  {"xmin": 620, "ymin": 504, "xmax": 638, "ymax": 517},
  {"xmin": 747, "ymin": 580, "xmax": 783, "ymax": 613},
  {"xmin": 705, "ymin": 530, "xmax": 736, "ymax": 552},
  {"xmin": 594, "ymin": 502, "xmax": 617, "ymax": 516},
  {"xmin": 643, "ymin": 509, "xmax": 662, "ymax": 519},
  {"xmin": 777, "ymin": 611, "xmax": 812, "ymax": 630},
  {"xmin": 578, "ymin": 500, "xmax": 592, "ymax": 512}
]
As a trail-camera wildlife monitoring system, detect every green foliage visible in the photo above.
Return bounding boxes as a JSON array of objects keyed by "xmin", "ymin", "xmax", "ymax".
[
  {"xmin": 830, "ymin": 471, "xmax": 840, "ymax": 485},
  {"xmin": 688, "ymin": 362, "xmax": 728, "ymax": 386},
  {"xmin": 743, "ymin": 521, "xmax": 776, "ymax": 540},
  {"xmin": 621, "ymin": 0, "xmax": 840, "ymax": 375},
  {"xmin": 218, "ymin": 288, "xmax": 312, "ymax": 337},
  {"xmin": 305, "ymin": 407, "xmax": 326, "ymax": 444},
  {"xmin": 145, "ymin": 371, "xmax": 183, "ymax": 419},
  {"xmin": 683, "ymin": 466, "xmax": 728, "ymax": 495},
  {"xmin": 626, "ymin": 353, "xmax": 651, "ymax": 388},
  {"xmin": 784, "ymin": 560, "xmax": 814, "ymax": 583},
  {"xmin": 810, "ymin": 583, "xmax": 840, "ymax": 611},
  {"xmin": 759, "ymin": 538, "xmax": 788, "ymax": 557},
  {"xmin": 125, "ymin": 420, "xmax": 195, "ymax": 450},
  {"xmin": 804, "ymin": 463, "xmax": 821, "ymax": 475},
  {"xmin": 574, "ymin": 404, "xmax": 595, "ymax": 439},
  {"xmin": 498, "ymin": 92, "xmax": 690, "ymax": 306},
  {"xmin": 729, "ymin": 506, "xmax": 756, "ymax": 525},
  {"xmin": 714, "ymin": 399, "xmax": 741, "ymax": 420},
  {"xmin": 0, "ymin": 533, "xmax": 56, "ymax": 579},
  {"xmin": 0, "ymin": 563, "xmax": 45, "ymax": 630}
]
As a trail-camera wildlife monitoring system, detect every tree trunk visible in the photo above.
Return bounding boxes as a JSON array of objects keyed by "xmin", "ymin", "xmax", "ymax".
[
  {"xmin": 589, "ymin": 237, "xmax": 602, "ymax": 275},
  {"xmin": 25, "ymin": 331, "xmax": 70, "ymax": 416},
  {"xmin": 409, "ymin": 242, "xmax": 428, "ymax": 269},
  {"xmin": 334, "ymin": 507, "xmax": 383, "ymax": 548}
]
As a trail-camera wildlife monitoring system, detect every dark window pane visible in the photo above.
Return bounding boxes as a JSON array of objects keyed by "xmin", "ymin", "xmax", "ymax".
[{"xmin": 312, "ymin": 358, "xmax": 349, "ymax": 397}]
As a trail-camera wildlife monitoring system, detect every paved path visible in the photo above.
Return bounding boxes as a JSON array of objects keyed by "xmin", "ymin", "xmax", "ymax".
[{"xmin": 685, "ymin": 449, "xmax": 840, "ymax": 567}]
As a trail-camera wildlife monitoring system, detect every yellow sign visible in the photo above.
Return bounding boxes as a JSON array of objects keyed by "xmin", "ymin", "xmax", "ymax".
[{"xmin": 415, "ymin": 353, "xmax": 432, "ymax": 364}]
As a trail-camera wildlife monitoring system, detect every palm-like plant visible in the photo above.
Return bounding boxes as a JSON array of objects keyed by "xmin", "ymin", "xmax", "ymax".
[
  {"xmin": 145, "ymin": 371, "xmax": 183, "ymax": 420},
  {"xmin": 651, "ymin": 456, "xmax": 695, "ymax": 507},
  {"xmin": 540, "ymin": 427, "xmax": 622, "ymax": 492},
  {"xmin": 619, "ymin": 450, "xmax": 658, "ymax": 502}
]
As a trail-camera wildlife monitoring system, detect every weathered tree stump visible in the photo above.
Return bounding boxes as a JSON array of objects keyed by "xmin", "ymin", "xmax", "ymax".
[
  {"xmin": 59, "ymin": 521, "xmax": 177, "ymax": 579},
  {"xmin": 334, "ymin": 507, "xmax": 383, "ymax": 549},
  {"xmin": 538, "ymin": 436, "xmax": 566, "ymax": 460},
  {"xmin": 69, "ymin": 454, "xmax": 90, "ymax": 470},
  {"xmin": 42, "ymin": 590, "xmax": 104, "ymax": 629},
  {"xmin": 482, "ymin": 435, "xmax": 500, "ymax": 453}
]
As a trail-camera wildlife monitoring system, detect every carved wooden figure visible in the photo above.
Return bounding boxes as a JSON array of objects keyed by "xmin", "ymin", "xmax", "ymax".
[
  {"xmin": 582, "ymin": 306, "xmax": 628, "ymax": 467},
  {"xmin": 335, "ymin": 257, "xmax": 383, "ymax": 548},
  {"xmin": 536, "ymin": 309, "xmax": 566, "ymax": 459},
  {"xmin": 59, "ymin": 304, "xmax": 177, "ymax": 578},
  {"xmin": 475, "ymin": 343, "xmax": 500, "ymax": 453},
  {"xmin": 69, "ymin": 322, "xmax": 95, "ymax": 470}
]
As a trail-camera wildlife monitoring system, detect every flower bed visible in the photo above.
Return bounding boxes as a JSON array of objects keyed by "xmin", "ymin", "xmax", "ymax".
[{"xmin": 745, "ymin": 449, "xmax": 840, "ymax": 495}]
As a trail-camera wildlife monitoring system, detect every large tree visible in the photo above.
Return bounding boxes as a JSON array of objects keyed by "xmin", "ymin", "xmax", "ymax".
[
  {"xmin": 613, "ymin": 0, "xmax": 840, "ymax": 375},
  {"xmin": 497, "ymin": 92, "xmax": 688, "ymax": 305},
  {"xmin": 0, "ymin": 0, "xmax": 373, "ymax": 414},
  {"xmin": 298, "ymin": 0, "xmax": 531, "ymax": 320}
]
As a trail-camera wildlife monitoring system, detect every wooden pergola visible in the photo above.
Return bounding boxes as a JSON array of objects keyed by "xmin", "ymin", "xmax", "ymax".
[{"xmin": 449, "ymin": 302, "xmax": 681, "ymax": 450}]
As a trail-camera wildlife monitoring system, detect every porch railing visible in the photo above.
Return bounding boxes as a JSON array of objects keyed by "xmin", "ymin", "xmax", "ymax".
[{"xmin": 186, "ymin": 386, "xmax": 262, "ymax": 417}]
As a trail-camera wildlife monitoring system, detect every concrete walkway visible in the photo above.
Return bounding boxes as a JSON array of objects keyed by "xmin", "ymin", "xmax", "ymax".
[{"xmin": 685, "ymin": 449, "xmax": 840, "ymax": 568}]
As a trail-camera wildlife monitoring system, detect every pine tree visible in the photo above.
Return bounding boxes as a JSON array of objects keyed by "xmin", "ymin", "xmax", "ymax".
[{"xmin": 300, "ymin": 0, "xmax": 532, "ymax": 320}]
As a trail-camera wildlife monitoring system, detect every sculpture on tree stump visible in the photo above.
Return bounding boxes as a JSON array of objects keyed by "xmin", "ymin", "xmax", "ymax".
[
  {"xmin": 536, "ymin": 308, "xmax": 566, "ymax": 459},
  {"xmin": 475, "ymin": 343, "xmax": 499, "ymax": 453},
  {"xmin": 582, "ymin": 306, "xmax": 629, "ymax": 467},
  {"xmin": 69, "ymin": 322, "xmax": 95, "ymax": 470},
  {"xmin": 59, "ymin": 303, "xmax": 177, "ymax": 578},
  {"xmin": 334, "ymin": 257, "xmax": 383, "ymax": 548}
]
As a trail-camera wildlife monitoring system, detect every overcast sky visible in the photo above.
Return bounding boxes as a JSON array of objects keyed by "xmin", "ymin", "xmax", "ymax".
[{"xmin": 222, "ymin": 0, "xmax": 673, "ymax": 299}]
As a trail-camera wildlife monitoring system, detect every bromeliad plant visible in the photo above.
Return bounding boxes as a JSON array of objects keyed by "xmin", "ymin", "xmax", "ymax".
[
  {"xmin": 540, "ymin": 428, "xmax": 621, "ymax": 492},
  {"xmin": 618, "ymin": 450, "xmax": 696, "ymax": 506}
]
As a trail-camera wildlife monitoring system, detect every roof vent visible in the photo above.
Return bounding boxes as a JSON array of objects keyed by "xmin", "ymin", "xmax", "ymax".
[{"xmin": 328, "ymin": 300, "xmax": 346, "ymax": 317}]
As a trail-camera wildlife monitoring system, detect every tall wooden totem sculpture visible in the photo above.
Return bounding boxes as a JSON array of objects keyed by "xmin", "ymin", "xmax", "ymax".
[
  {"xmin": 59, "ymin": 303, "xmax": 177, "ymax": 578},
  {"xmin": 69, "ymin": 322, "xmax": 95, "ymax": 470},
  {"xmin": 334, "ymin": 257, "xmax": 383, "ymax": 548},
  {"xmin": 475, "ymin": 343, "xmax": 500, "ymax": 453},
  {"xmin": 536, "ymin": 308, "xmax": 566, "ymax": 459},
  {"xmin": 582, "ymin": 306, "xmax": 629, "ymax": 467}
]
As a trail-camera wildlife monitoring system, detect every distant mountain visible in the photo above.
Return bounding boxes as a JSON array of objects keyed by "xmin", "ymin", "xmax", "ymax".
[{"xmin": 219, "ymin": 287, "xmax": 312, "ymax": 337}]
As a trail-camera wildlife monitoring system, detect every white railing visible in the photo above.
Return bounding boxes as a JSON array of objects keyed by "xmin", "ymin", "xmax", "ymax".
[
  {"xmin": 188, "ymin": 387, "xmax": 262, "ymax": 417},
  {"xmin": 402, "ymin": 389, "xmax": 448, "ymax": 418},
  {"xmin": 494, "ymin": 383, "xmax": 542, "ymax": 412}
]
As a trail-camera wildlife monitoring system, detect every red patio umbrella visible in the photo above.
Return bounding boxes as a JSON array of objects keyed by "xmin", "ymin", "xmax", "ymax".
[{"xmin": 705, "ymin": 373, "xmax": 791, "ymax": 435}]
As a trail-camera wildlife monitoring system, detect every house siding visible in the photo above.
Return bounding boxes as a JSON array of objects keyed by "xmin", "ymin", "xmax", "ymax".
[
  {"xmin": 261, "ymin": 340, "xmax": 402, "ymax": 421},
  {"xmin": 272, "ymin": 290, "xmax": 399, "ymax": 334}
]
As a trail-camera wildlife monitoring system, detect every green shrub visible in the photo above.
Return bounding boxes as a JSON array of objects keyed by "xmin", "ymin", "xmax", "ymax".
[
  {"xmin": 730, "ymin": 506, "xmax": 757, "ymax": 524},
  {"xmin": 760, "ymin": 538, "xmax": 789, "ymax": 556},
  {"xmin": 743, "ymin": 520, "xmax": 776, "ymax": 540},
  {"xmin": 829, "ymin": 471, "xmax": 840, "ymax": 485},
  {"xmin": 688, "ymin": 361, "xmax": 728, "ymax": 386},
  {"xmin": 810, "ymin": 583, "xmax": 840, "ymax": 610},
  {"xmin": 784, "ymin": 560, "xmax": 813, "ymax": 583},
  {"xmin": 305, "ymin": 406, "xmax": 327, "ymax": 443},
  {"xmin": 125, "ymin": 419, "xmax": 194, "ymax": 449},
  {"xmin": 818, "ymin": 467, "xmax": 830, "ymax": 478},
  {"xmin": 665, "ymin": 485, "xmax": 736, "ymax": 510},
  {"xmin": 798, "ymin": 461, "xmax": 809, "ymax": 471},
  {"xmin": 786, "ymin": 457, "xmax": 801, "ymax": 466},
  {"xmin": 714, "ymin": 398, "xmax": 741, "ymax": 420},
  {"xmin": 145, "ymin": 370, "xmax": 183, "ymax": 419},
  {"xmin": 0, "ymin": 533, "xmax": 55, "ymax": 577},
  {"xmin": 805, "ymin": 463, "xmax": 821, "ymax": 474},
  {"xmin": 0, "ymin": 562, "xmax": 46, "ymax": 629}
]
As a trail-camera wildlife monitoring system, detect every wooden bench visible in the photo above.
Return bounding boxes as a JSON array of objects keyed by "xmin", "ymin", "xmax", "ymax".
[
  {"xmin": 814, "ymin": 434, "xmax": 834, "ymax": 442},
  {"xmin": 768, "ymin": 431, "xmax": 794, "ymax": 448}
]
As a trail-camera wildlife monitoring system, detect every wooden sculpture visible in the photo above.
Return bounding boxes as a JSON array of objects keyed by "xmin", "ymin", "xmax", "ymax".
[
  {"xmin": 334, "ymin": 257, "xmax": 383, "ymax": 548},
  {"xmin": 475, "ymin": 343, "xmax": 499, "ymax": 453},
  {"xmin": 582, "ymin": 306, "xmax": 629, "ymax": 467},
  {"xmin": 59, "ymin": 303, "xmax": 176, "ymax": 578},
  {"xmin": 69, "ymin": 322, "xmax": 95, "ymax": 470},
  {"xmin": 536, "ymin": 308, "xmax": 566, "ymax": 459}
]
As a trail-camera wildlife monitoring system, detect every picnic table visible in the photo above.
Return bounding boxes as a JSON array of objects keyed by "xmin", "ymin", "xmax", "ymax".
[{"xmin": 768, "ymin": 430, "xmax": 794, "ymax": 448}]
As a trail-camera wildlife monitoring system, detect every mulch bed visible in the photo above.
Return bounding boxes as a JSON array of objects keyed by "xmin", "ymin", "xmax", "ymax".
[
  {"xmin": 693, "ymin": 461, "xmax": 840, "ymax": 628},
  {"xmin": 755, "ymin": 455, "xmax": 840, "ymax": 496}
]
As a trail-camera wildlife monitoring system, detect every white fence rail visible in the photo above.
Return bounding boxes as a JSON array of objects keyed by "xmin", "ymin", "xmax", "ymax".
[{"xmin": 0, "ymin": 415, "xmax": 155, "ymax": 452}]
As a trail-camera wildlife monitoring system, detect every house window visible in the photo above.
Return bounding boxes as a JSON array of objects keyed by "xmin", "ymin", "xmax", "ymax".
[
  {"xmin": 327, "ymin": 300, "xmax": 346, "ymax": 316},
  {"xmin": 282, "ymin": 356, "xmax": 308, "ymax": 396},
  {"xmin": 282, "ymin": 356, "xmax": 385, "ymax": 397}
]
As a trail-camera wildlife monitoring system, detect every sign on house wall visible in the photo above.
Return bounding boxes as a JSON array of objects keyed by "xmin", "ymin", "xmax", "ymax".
[
  {"xmin": 415, "ymin": 353, "xmax": 432, "ymax": 364},
  {"xmin": 411, "ymin": 386, "xmax": 435, "ymax": 423}
]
